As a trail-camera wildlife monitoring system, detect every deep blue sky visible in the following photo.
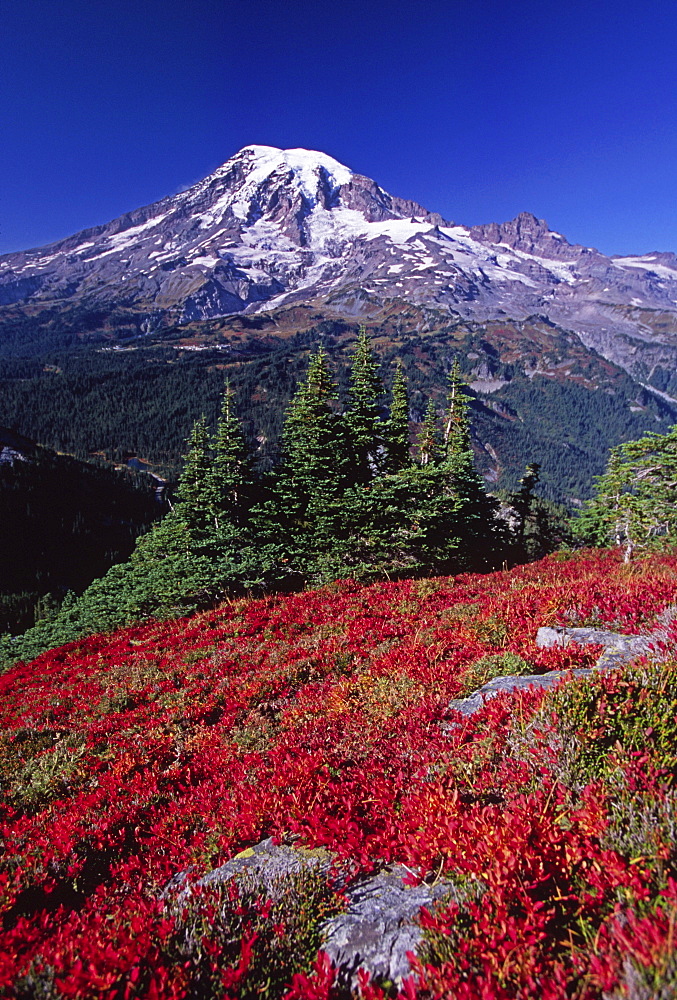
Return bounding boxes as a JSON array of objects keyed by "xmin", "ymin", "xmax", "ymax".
[{"xmin": 2, "ymin": 0, "xmax": 676, "ymax": 256}]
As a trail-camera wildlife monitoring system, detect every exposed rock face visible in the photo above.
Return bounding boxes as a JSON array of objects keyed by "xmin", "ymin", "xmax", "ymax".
[
  {"xmin": 162, "ymin": 836, "xmax": 334, "ymax": 901},
  {"xmin": 535, "ymin": 625, "xmax": 654, "ymax": 669},
  {"xmin": 447, "ymin": 668, "xmax": 594, "ymax": 717},
  {"xmin": 323, "ymin": 866, "xmax": 460, "ymax": 989},
  {"xmin": 3, "ymin": 145, "xmax": 677, "ymax": 386}
]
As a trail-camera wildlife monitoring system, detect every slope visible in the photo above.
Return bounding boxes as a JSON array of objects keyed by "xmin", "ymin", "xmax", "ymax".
[{"xmin": 1, "ymin": 549, "xmax": 676, "ymax": 995}]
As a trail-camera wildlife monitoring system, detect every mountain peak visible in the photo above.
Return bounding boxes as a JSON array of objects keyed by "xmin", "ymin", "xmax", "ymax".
[
  {"xmin": 3, "ymin": 145, "xmax": 677, "ymax": 358},
  {"xmin": 218, "ymin": 145, "xmax": 354, "ymax": 199}
]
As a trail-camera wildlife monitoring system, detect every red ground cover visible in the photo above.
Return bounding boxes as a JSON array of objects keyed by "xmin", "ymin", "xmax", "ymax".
[{"xmin": 1, "ymin": 548, "xmax": 676, "ymax": 998}]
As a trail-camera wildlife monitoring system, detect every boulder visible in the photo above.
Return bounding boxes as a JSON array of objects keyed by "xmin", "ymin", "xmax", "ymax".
[
  {"xmin": 164, "ymin": 839, "xmax": 463, "ymax": 989},
  {"xmin": 323, "ymin": 866, "xmax": 461, "ymax": 989},
  {"xmin": 447, "ymin": 668, "xmax": 593, "ymax": 717},
  {"xmin": 535, "ymin": 625, "xmax": 650, "ymax": 668}
]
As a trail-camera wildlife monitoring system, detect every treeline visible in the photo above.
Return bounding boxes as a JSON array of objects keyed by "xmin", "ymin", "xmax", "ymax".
[
  {"xmin": 3, "ymin": 310, "xmax": 676, "ymax": 506},
  {"xmin": 1, "ymin": 334, "xmax": 559, "ymax": 667}
]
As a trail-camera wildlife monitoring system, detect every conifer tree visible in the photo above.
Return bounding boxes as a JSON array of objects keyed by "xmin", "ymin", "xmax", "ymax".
[
  {"xmin": 507, "ymin": 463, "xmax": 543, "ymax": 560},
  {"xmin": 211, "ymin": 379, "xmax": 248, "ymax": 528},
  {"xmin": 345, "ymin": 328, "xmax": 384, "ymax": 484},
  {"xmin": 385, "ymin": 359, "xmax": 410, "ymax": 471},
  {"xmin": 438, "ymin": 362, "xmax": 501, "ymax": 568},
  {"xmin": 444, "ymin": 358, "xmax": 471, "ymax": 458},
  {"xmin": 574, "ymin": 425, "xmax": 677, "ymax": 560},
  {"xmin": 417, "ymin": 399, "xmax": 441, "ymax": 466},
  {"xmin": 281, "ymin": 345, "xmax": 348, "ymax": 496},
  {"xmin": 174, "ymin": 415, "xmax": 216, "ymax": 535}
]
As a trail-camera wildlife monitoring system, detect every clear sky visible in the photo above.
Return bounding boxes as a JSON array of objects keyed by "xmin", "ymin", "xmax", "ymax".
[{"xmin": 2, "ymin": 0, "xmax": 677, "ymax": 256}]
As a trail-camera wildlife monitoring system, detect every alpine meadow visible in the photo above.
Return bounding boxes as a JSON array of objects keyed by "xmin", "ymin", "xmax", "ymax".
[{"xmin": 1, "ymin": 143, "xmax": 677, "ymax": 999}]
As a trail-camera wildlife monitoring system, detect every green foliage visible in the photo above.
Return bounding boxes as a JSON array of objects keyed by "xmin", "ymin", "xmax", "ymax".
[
  {"xmin": 458, "ymin": 651, "xmax": 532, "ymax": 696},
  {"xmin": 545, "ymin": 661, "xmax": 677, "ymax": 787},
  {"xmin": 417, "ymin": 398, "xmax": 441, "ymax": 467},
  {"xmin": 280, "ymin": 345, "xmax": 349, "ymax": 497},
  {"xmin": 574, "ymin": 425, "xmax": 677, "ymax": 559},
  {"xmin": 345, "ymin": 327, "xmax": 384, "ymax": 484},
  {"xmin": 443, "ymin": 358, "xmax": 471, "ymax": 458},
  {"xmin": 174, "ymin": 415, "xmax": 217, "ymax": 534},
  {"xmin": 1, "ymin": 353, "xmax": 533, "ymax": 667},
  {"xmin": 385, "ymin": 358, "xmax": 410, "ymax": 471},
  {"xmin": 503, "ymin": 463, "xmax": 570, "ymax": 562}
]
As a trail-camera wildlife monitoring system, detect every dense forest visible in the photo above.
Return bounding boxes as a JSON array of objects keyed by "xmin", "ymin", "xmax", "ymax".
[
  {"xmin": 1, "ymin": 335, "xmax": 567, "ymax": 666},
  {"xmin": 0, "ymin": 312, "xmax": 673, "ymax": 504}
]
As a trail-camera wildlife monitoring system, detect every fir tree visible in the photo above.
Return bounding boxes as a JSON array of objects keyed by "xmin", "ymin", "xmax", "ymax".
[
  {"xmin": 385, "ymin": 359, "xmax": 410, "ymax": 471},
  {"xmin": 253, "ymin": 346, "xmax": 350, "ymax": 587},
  {"xmin": 508, "ymin": 463, "xmax": 541, "ymax": 551},
  {"xmin": 345, "ymin": 328, "xmax": 384, "ymax": 484},
  {"xmin": 444, "ymin": 358, "xmax": 471, "ymax": 458},
  {"xmin": 417, "ymin": 399, "xmax": 441, "ymax": 466},
  {"xmin": 281, "ymin": 345, "xmax": 348, "ymax": 496},
  {"xmin": 174, "ymin": 415, "xmax": 217, "ymax": 535},
  {"xmin": 438, "ymin": 362, "xmax": 502, "ymax": 569},
  {"xmin": 211, "ymin": 379, "xmax": 249, "ymax": 529},
  {"xmin": 574, "ymin": 425, "xmax": 677, "ymax": 560}
]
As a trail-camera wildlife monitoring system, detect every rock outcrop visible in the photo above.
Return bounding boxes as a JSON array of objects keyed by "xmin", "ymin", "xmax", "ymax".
[
  {"xmin": 448, "ymin": 609, "xmax": 675, "ymax": 719},
  {"xmin": 164, "ymin": 837, "xmax": 464, "ymax": 990}
]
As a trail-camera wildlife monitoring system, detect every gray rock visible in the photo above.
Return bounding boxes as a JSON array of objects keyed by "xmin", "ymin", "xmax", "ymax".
[
  {"xmin": 448, "ymin": 668, "xmax": 593, "ymax": 717},
  {"xmin": 322, "ymin": 866, "xmax": 462, "ymax": 989},
  {"xmin": 450, "ymin": 608, "xmax": 677, "ymax": 722},
  {"xmin": 164, "ymin": 839, "xmax": 463, "ymax": 988},
  {"xmin": 535, "ymin": 624, "xmax": 659, "ymax": 670},
  {"xmin": 163, "ymin": 837, "xmax": 334, "ymax": 902}
]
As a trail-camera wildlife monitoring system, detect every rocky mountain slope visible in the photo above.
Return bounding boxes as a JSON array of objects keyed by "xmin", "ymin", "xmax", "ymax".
[{"xmin": 3, "ymin": 145, "xmax": 677, "ymax": 395}]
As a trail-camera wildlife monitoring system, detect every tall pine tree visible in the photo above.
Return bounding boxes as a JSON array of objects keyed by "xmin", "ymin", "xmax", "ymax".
[
  {"xmin": 385, "ymin": 359, "xmax": 410, "ymax": 471},
  {"xmin": 345, "ymin": 328, "xmax": 384, "ymax": 485},
  {"xmin": 281, "ymin": 345, "xmax": 348, "ymax": 497},
  {"xmin": 444, "ymin": 358, "xmax": 471, "ymax": 458},
  {"xmin": 174, "ymin": 414, "xmax": 217, "ymax": 536},
  {"xmin": 211, "ymin": 379, "xmax": 249, "ymax": 530},
  {"xmin": 418, "ymin": 399, "xmax": 441, "ymax": 467}
]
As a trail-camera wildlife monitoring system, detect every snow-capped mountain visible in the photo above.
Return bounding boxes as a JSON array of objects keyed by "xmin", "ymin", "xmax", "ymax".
[{"xmin": 3, "ymin": 144, "xmax": 677, "ymax": 382}]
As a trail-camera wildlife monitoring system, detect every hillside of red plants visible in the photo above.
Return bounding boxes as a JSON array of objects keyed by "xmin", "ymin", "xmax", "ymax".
[{"xmin": 1, "ymin": 548, "xmax": 676, "ymax": 998}]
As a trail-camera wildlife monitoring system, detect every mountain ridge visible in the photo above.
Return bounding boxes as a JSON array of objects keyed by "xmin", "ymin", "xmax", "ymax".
[
  {"xmin": 3, "ymin": 143, "xmax": 677, "ymax": 395},
  {"xmin": 3, "ymin": 145, "xmax": 677, "ymax": 508}
]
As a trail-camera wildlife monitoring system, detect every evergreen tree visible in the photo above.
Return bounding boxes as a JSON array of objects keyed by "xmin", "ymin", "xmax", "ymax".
[
  {"xmin": 174, "ymin": 415, "xmax": 216, "ymax": 535},
  {"xmin": 345, "ymin": 328, "xmax": 384, "ymax": 484},
  {"xmin": 444, "ymin": 358, "xmax": 471, "ymax": 458},
  {"xmin": 281, "ymin": 346, "xmax": 348, "ymax": 496},
  {"xmin": 438, "ymin": 362, "xmax": 502, "ymax": 569},
  {"xmin": 417, "ymin": 399, "xmax": 441, "ymax": 467},
  {"xmin": 574, "ymin": 425, "xmax": 677, "ymax": 560},
  {"xmin": 385, "ymin": 359, "xmax": 410, "ymax": 471},
  {"xmin": 508, "ymin": 463, "xmax": 541, "ymax": 554},
  {"xmin": 211, "ymin": 379, "xmax": 249, "ymax": 530},
  {"xmin": 251, "ymin": 346, "xmax": 350, "ymax": 588}
]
